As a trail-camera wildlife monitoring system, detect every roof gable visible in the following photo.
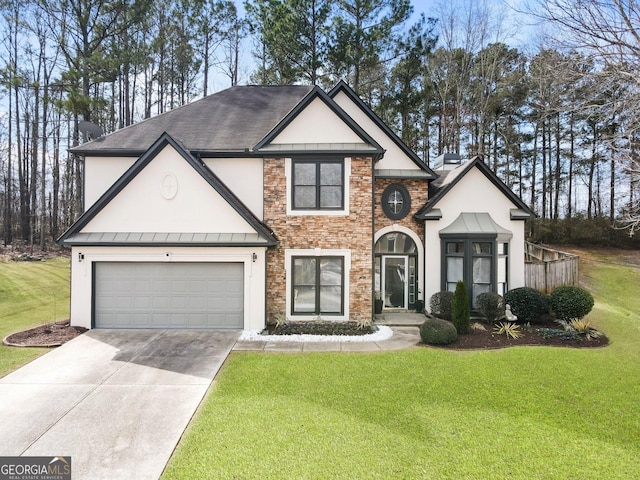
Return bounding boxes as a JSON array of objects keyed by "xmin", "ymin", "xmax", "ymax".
[
  {"xmin": 254, "ymin": 86, "xmax": 384, "ymax": 156},
  {"xmin": 329, "ymin": 81, "xmax": 436, "ymax": 178},
  {"xmin": 58, "ymin": 133, "xmax": 277, "ymax": 246},
  {"xmin": 415, "ymin": 157, "xmax": 536, "ymax": 220}
]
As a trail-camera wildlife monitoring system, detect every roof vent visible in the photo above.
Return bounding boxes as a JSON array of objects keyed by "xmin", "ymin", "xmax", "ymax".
[{"xmin": 433, "ymin": 153, "xmax": 463, "ymax": 171}]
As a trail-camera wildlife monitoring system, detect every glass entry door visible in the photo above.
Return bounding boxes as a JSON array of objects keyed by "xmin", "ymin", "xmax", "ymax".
[{"xmin": 382, "ymin": 256, "xmax": 408, "ymax": 309}]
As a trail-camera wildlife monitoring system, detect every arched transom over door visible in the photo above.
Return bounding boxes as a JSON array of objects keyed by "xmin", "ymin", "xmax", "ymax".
[{"xmin": 374, "ymin": 232, "xmax": 418, "ymax": 310}]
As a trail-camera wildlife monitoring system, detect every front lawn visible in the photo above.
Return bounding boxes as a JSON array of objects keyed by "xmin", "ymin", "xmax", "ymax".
[
  {"xmin": 0, "ymin": 257, "xmax": 70, "ymax": 377},
  {"xmin": 162, "ymin": 250, "xmax": 640, "ymax": 479}
]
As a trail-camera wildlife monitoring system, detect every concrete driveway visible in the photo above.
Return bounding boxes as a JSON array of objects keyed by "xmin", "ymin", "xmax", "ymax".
[{"xmin": 0, "ymin": 329, "xmax": 240, "ymax": 480}]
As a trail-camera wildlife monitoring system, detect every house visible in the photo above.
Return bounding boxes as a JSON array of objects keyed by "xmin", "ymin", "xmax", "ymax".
[{"xmin": 58, "ymin": 82, "xmax": 534, "ymax": 330}]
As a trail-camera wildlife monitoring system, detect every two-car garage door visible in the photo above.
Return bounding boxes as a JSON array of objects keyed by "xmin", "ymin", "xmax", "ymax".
[{"xmin": 94, "ymin": 262, "xmax": 243, "ymax": 329}]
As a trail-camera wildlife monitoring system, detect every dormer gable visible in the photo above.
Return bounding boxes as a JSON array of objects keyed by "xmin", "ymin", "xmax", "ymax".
[
  {"xmin": 254, "ymin": 86, "xmax": 384, "ymax": 157},
  {"xmin": 415, "ymin": 157, "xmax": 536, "ymax": 220},
  {"xmin": 329, "ymin": 80, "xmax": 436, "ymax": 179}
]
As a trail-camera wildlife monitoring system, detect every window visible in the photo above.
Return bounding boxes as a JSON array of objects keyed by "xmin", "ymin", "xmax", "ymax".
[
  {"xmin": 292, "ymin": 159, "xmax": 344, "ymax": 210},
  {"xmin": 445, "ymin": 241, "xmax": 465, "ymax": 292},
  {"xmin": 497, "ymin": 242, "xmax": 509, "ymax": 295},
  {"xmin": 442, "ymin": 238, "xmax": 501, "ymax": 309},
  {"xmin": 292, "ymin": 256, "xmax": 344, "ymax": 315},
  {"xmin": 381, "ymin": 183, "xmax": 411, "ymax": 220},
  {"xmin": 471, "ymin": 242, "xmax": 493, "ymax": 303}
]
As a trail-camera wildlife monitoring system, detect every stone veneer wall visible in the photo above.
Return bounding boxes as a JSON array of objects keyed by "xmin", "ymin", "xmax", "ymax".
[
  {"xmin": 264, "ymin": 157, "xmax": 374, "ymax": 324},
  {"xmin": 374, "ymin": 178, "xmax": 429, "ymax": 239}
]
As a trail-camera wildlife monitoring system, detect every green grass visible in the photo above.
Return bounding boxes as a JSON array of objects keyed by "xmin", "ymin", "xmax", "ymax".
[
  {"xmin": 0, "ymin": 257, "xmax": 70, "ymax": 377},
  {"xmin": 163, "ymin": 252, "xmax": 640, "ymax": 479}
]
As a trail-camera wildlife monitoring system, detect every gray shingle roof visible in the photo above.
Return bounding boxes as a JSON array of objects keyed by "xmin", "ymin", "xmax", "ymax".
[{"xmin": 71, "ymin": 85, "xmax": 313, "ymax": 155}]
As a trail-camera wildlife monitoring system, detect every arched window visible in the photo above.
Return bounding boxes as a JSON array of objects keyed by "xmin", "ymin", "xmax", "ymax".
[{"xmin": 374, "ymin": 232, "xmax": 417, "ymax": 254}]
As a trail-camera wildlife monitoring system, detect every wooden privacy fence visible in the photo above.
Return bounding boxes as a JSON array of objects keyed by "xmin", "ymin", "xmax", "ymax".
[{"xmin": 524, "ymin": 242, "xmax": 579, "ymax": 293}]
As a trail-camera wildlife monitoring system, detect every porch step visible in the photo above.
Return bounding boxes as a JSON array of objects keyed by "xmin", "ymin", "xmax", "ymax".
[{"xmin": 374, "ymin": 312, "xmax": 426, "ymax": 327}]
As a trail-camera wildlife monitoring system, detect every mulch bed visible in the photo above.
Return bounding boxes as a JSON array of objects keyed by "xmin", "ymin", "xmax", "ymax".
[
  {"xmin": 5, "ymin": 319, "xmax": 608, "ymax": 350},
  {"xmin": 3, "ymin": 321, "xmax": 87, "ymax": 348},
  {"xmin": 436, "ymin": 321, "xmax": 609, "ymax": 350},
  {"xmin": 266, "ymin": 321, "xmax": 377, "ymax": 336}
]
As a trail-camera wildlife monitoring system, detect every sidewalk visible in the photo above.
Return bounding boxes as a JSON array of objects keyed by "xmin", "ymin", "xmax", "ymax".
[{"xmin": 233, "ymin": 326, "xmax": 420, "ymax": 352}]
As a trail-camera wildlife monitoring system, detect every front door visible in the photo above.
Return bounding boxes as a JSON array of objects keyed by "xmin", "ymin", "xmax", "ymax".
[{"xmin": 382, "ymin": 256, "xmax": 408, "ymax": 309}]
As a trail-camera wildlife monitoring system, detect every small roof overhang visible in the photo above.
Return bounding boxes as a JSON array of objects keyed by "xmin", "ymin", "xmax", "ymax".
[
  {"xmin": 375, "ymin": 169, "xmax": 433, "ymax": 179},
  {"xmin": 421, "ymin": 208, "xmax": 442, "ymax": 220},
  {"xmin": 510, "ymin": 208, "xmax": 533, "ymax": 220},
  {"xmin": 60, "ymin": 232, "xmax": 273, "ymax": 247},
  {"xmin": 439, "ymin": 212, "xmax": 513, "ymax": 241}
]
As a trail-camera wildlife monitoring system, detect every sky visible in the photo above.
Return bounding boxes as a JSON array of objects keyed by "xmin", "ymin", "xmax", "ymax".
[{"xmin": 221, "ymin": 0, "xmax": 540, "ymax": 89}]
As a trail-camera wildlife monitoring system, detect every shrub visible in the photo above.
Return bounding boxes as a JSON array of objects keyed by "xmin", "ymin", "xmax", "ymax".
[
  {"xmin": 550, "ymin": 285, "xmax": 594, "ymax": 322},
  {"xmin": 475, "ymin": 292, "xmax": 505, "ymax": 324},
  {"xmin": 452, "ymin": 281, "xmax": 470, "ymax": 334},
  {"xmin": 429, "ymin": 291, "xmax": 454, "ymax": 321},
  {"xmin": 504, "ymin": 287, "xmax": 549, "ymax": 323},
  {"xmin": 420, "ymin": 318, "xmax": 457, "ymax": 345}
]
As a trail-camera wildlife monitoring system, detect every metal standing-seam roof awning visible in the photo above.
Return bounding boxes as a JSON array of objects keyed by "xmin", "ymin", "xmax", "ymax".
[
  {"xmin": 439, "ymin": 212, "xmax": 513, "ymax": 241},
  {"xmin": 60, "ymin": 231, "xmax": 272, "ymax": 246}
]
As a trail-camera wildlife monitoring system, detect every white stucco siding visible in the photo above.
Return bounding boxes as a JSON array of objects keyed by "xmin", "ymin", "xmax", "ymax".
[
  {"xmin": 84, "ymin": 156, "xmax": 137, "ymax": 209},
  {"xmin": 69, "ymin": 246, "xmax": 267, "ymax": 330},
  {"xmin": 333, "ymin": 91, "xmax": 419, "ymax": 170},
  {"xmin": 204, "ymin": 157, "xmax": 264, "ymax": 219},
  {"xmin": 271, "ymin": 97, "xmax": 364, "ymax": 145},
  {"xmin": 424, "ymin": 167, "xmax": 527, "ymax": 304},
  {"xmin": 82, "ymin": 145, "xmax": 255, "ymax": 233}
]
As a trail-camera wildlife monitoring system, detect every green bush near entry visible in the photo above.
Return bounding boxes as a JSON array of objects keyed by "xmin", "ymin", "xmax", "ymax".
[
  {"xmin": 429, "ymin": 291, "xmax": 454, "ymax": 321},
  {"xmin": 419, "ymin": 318, "xmax": 458, "ymax": 345},
  {"xmin": 504, "ymin": 287, "xmax": 549, "ymax": 322},
  {"xmin": 475, "ymin": 292, "xmax": 505, "ymax": 324}
]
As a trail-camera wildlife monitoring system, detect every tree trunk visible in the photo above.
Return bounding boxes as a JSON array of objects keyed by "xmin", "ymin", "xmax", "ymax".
[
  {"xmin": 531, "ymin": 122, "xmax": 538, "ymax": 212},
  {"xmin": 554, "ymin": 112, "xmax": 561, "ymax": 220},
  {"xmin": 541, "ymin": 118, "xmax": 547, "ymax": 219},
  {"xmin": 568, "ymin": 112, "xmax": 574, "ymax": 219}
]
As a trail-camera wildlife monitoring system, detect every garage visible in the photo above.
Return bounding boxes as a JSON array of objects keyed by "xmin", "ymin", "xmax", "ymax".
[{"xmin": 94, "ymin": 262, "xmax": 244, "ymax": 329}]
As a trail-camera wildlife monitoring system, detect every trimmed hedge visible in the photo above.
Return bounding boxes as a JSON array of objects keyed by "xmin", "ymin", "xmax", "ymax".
[
  {"xmin": 476, "ymin": 292, "xmax": 505, "ymax": 324},
  {"xmin": 420, "ymin": 318, "xmax": 458, "ymax": 345},
  {"xmin": 429, "ymin": 291, "xmax": 454, "ymax": 321},
  {"xmin": 503, "ymin": 287, "xmax": 549, "ymax": 322},
  {"xmin": 550, "ymin": 285, "xmax": 594, "ymax": 322}
]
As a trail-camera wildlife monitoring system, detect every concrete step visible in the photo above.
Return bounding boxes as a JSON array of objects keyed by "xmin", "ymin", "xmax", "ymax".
[{"xmin": 374, "ymin": 312, "xmax": 426, "ymax": 327}]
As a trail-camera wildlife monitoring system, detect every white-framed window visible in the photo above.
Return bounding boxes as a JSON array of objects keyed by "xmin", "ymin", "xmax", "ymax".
[
  {"xmin": 285, "ymin": 248, "xmax": 351, "ymax": 320},
  {"xmin": 285, "ymin": 158, "xmax": 351, "ymax": 216}
]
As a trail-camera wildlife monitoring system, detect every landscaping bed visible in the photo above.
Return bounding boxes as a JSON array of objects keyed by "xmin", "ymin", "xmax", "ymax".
[
  {"xmin": 3, "ymin": 321, "xmax": 87, "ymax": 347},
  {"xmin": 436, "ymin": 320, "xmax": 608, "ymax": 350},
  {"xmin": 265, "ymin": 321, "xmax": 376, "ymax": 336}
]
